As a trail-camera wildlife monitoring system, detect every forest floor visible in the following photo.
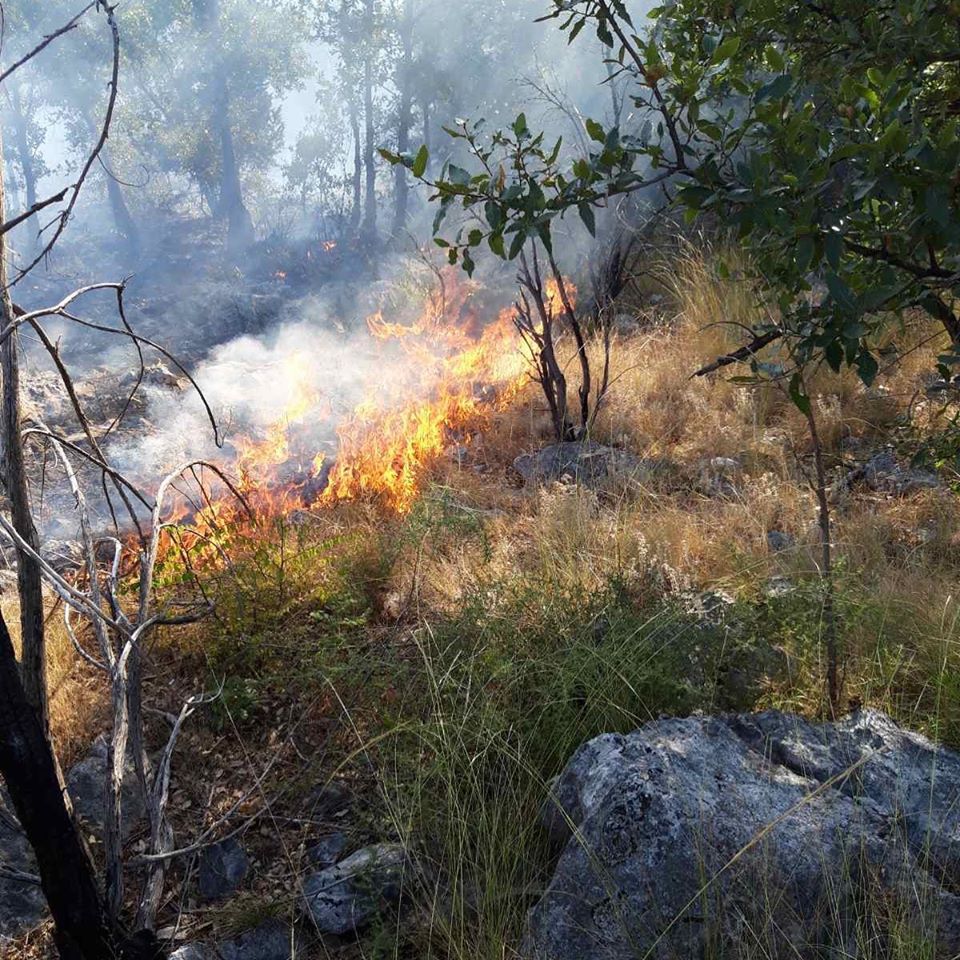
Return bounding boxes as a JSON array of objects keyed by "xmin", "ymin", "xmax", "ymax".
[{"xmin": 5, "ymin": 244, "xmax": 960, "ymax": 959}]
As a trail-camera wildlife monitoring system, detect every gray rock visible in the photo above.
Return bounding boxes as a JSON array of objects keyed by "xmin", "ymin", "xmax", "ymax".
[
  {"xmin": 198, "ymin": 838, "xmax": 250, "ymax": 901},
  {"xmin": 764, "ymin": 575, "xmax": 796, "ymax": 599},
  {"xmin": 527, "ymin": 710, "xmax": 960, "ymax": 960},
  {"xmin": 169, "ymin": 946, "xmax": 215, "ymax": 960},
  {"xmin": 843, "ymin": 450, "xmax": 940, "ymax": 497},
  {"xmin": 306, "ymin": 831, "xmax": 349, "ymax": 868},
  {"xmin": 513, "ymin": 441, "xmax": 651, "ymax": 487},
  {"xmin": 766, "ymin": 530, "xmax": 795, "ymax": 553},
  {"xmin": 66, "ymin": 737, "xmax": 146, "ymax": 839},
  {"xmin": 698, "ymin": 456, "xmax": 743, "ymax": 497},
  {"xmin": 681, "ymin": 589, "xmax": 736, "ymax": 625},
  {"xmin": 302, "ymin": 842, "xmax": 407, "ymax": 935},
  {"xmin": 0, "ymin": 793, "xmax": 47, "ymax": 939},
  {"xmin": 217, "ymin": 919, "xmax": 305, "ymax": 960},
  {"xmin": 305, "ymin": 780, "xmax": 351, "ymax": 821}
]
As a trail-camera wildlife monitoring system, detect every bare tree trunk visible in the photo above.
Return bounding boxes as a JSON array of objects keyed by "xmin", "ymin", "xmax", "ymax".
[
  {"xmin": 0, "ymin": 132, "xmax": 46, "ymax": 734},
  {"xmin": 8, "ymin": 87, "xmax": 40, "ymax": 245},
  {"xmin": 0, "ymin": 612, "xmax": 122, "ymax": 960},
  {"xmin": 802, "ymin": 390, "xmax": 841, "ymax": 716},
  {"xmin": 349, "ymin": 96, "xmax": 362, "ymax": 234},
  {"xmin": 362, "ymin": 0, "xmax": 377, "ymax": 243},
  {"xmin": 392, "ymin": 0, "xmax": 414, "ymax": 236}
]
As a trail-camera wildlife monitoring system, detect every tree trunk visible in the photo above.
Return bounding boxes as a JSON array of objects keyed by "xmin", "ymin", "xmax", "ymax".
[
  {"xmin": 0, "ymin": 610, "xmax": 119, "ymax": 960},
  {"xmin": 0, "ymin": 132, "xmax": 46, "ymax": 735},
  {"xmin": 195, "ymin": 0, "xmax": 253, "ymax": 252},
  {"xmin": 802, "ymin": 390, "xmax": 841, "ymax": 717},
  {"xmin": 362, "ymin": 0, "xmax": 377, "ymax": 243},
  {"xmin": 8, "ymin": 87, "xmax": 40, "ymax": 246},
  {"xmin": 392, "ymin": 0, "xmax": 414, "ymax": 236},
  {"xmin": 349, "ymin": 95, "xmax": 362, "ymax": 234},
  {"xmin": 103, "ymin": 149, "xmax": 140, "ymax": 256}
]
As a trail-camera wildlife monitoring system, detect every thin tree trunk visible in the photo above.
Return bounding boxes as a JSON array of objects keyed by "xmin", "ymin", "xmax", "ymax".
[
  {"xmin": 802, "ymin": 392, "xmax": 841, "ymax": 716},
  {"xmin": 8, "ymin": 87, "xmax": 40, "ymax": 245},
  {"xmin": 81, "ymin": 110, "xmax": 140, "ymax": 255},
  {"xmin": 349, "ymin": 96, "xmax": 362, "ymax": 233},
  {"xmin": 362, "ymin": 0, "xmax": 377, "ymax": 243},
  {"xmin": 0, "ymin": 131, "xmax": 46, "ymax": 735},
  {"xmin": 103, "ymin": 149, "xmax": 140, "ymax": 254},
  {"xmin": 392, "ymin": 0, "xmax": 414, "ymax": 236}
]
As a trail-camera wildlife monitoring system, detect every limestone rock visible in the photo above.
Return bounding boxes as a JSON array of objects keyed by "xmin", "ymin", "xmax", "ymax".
[
  {"xmin": 302, "ymin": 842, "xmax": 407, "ymax": 936},
  {"xmin": 198, "ymin": 838, "xmax": 250, "ymax": 901},
  {"xmin": 527, "ymin": 710, "xmax": 960, "ymax": 959},
  {"xmin": 512, "ymin": 441, "xmax": 650, "ymax": 487}
]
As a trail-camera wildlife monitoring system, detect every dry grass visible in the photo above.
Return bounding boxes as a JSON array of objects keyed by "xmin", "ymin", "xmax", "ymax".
[{"xmin": 3, "ymin": 596, "xmax": 105, "ymax": 765}]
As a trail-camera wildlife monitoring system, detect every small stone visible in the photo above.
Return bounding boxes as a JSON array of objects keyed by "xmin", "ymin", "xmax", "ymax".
[
  {"xmin": 764, "ymin": 575, "xmax": 796, "ymax": 599},
  {"xmin": 302, "ymin": 843, "xmax": 407, "ymax": 935},
  {"xmin": 216, "ymin": 919, "xmax": 305, "ymax": 960},
  {"xmin": 169, "ymin": 946, "xmax": 214, "ymax": 960},
  {"xmin": 766, "ymin": 530, "xmax": 795, "ymax": 553},
  {"xmin": 198, "ymin": 838, "xmax": 250, "ymax": 901},
  {"xmin": 307, "ymin": 831, "xmax": 349, "ymax": 869},
  {"xmin": 305, "ymin": 780, "xmax": 351, "ymax": 821}
]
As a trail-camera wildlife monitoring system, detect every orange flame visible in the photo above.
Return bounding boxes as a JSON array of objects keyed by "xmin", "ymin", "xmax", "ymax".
[{"xmin": 166, "ymin": 269, "xmax": 577, "ymax": 539}]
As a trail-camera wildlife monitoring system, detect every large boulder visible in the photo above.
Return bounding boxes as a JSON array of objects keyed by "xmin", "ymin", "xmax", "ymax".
[
  {"xmin": 528, "ymin": 710, "xmax": 960, "ymax": 959},
  {"xmin": 302, "ymin": 842, "xmax": 407, "ymax": 936}
]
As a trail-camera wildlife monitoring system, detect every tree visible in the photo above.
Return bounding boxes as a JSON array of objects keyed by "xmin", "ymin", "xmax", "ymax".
[{"xmin": 388, "ymin": 0, "xmax": 960, "ymax": 712}]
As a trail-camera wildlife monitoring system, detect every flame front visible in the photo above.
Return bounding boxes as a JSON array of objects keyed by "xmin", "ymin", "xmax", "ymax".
[{"xmin": 174, "ymin": 268, "xmax": 577, "ymax": 532}]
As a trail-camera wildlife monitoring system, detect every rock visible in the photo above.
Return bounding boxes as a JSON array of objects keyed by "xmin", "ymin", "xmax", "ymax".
[
  {"xmin": 513, "ymin": 441, "xmax": 652, "ymax": 487},
  {"xmin": 698, "ymin": 456, "xmax": 743, "ymax": 497},
  {"xmin": 766, "ymin": 530, "xmax": 794, "ymax": 553},
  {"xmin": 307, "ymin": 831, "xmax": 349, "ymax": 869},
  {"xmin": 169, "ymin": 946, "xmax": 214, "ymax": 960},
  {"xmin": 302, "ymin": 842, "xmax": 408, "ymax": 936},
  {"xmin": 763, "ymin": 575, "xmax": 796, "ymax": 599},
  {"xmin": 198, "ymin": 838, "xmax": 250, "ymax": 901},
  {"xmin": 304, "ymin": 780, "xmax": 352, "ymax": 821},
  {"xmin": 681, "ymin": 589, "xmax": 736, "ymax": 625},
  {"xmin": 527, "ymin": 710, "xmax": 960, "ymax": 960},
  {"xmin": 66, "ymin": 736, "xmax": 146, "ymax": 840},
  {"xmin": 0, "ymin": 793, "xmax": 47, "ymax": 939},
  {"xmin": 839, "ymin": 450, "xmax": 940, "ymax": 498},
  {"xmin": 216, "ymin": 919, "xmax": 306, "ymax": 960}
]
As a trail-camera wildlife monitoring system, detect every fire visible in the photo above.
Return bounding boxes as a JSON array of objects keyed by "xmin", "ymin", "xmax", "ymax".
[{"xmin": 165, "ymin": 268, "xmax": 577, "ymax": 542}]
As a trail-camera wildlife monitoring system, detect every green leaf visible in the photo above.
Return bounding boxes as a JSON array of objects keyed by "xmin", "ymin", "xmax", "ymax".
[
  {"xmin": 412, "ymin": 145, "xmax": 429, "ymax": 178},
  {"xmin": 508, "ymin": 231, "xmax": 526, "ymax": 260},
  {"xmin": 712, "ymin": 36, "xmax": 741, "ymax": 63},
  {"xmin": 857, "ymin": 350, "xmax": 879, "ymax": 386},
  {"xmin": 579, "ymin": 202, "xmax": 596, "ymax": 236},
  {"xmin": 488, "ymin": 232, "xmax": 506, "ymax": 257},
  {"xmin": 788, "ymin": 373, "xmax": 811, "ymax": 415},
  {"xmin": 467, "ymin": 229, "xmax": 484, "ymax": 247},
  {"xmin": 586, "ymin": 118, "xmax": 606, "ymax": 143}
]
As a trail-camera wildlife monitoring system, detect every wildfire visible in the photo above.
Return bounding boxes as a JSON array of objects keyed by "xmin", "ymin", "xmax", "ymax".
[{"xmin": 168, "ymin": 268, "xmax": 577, "ymax": 537}]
